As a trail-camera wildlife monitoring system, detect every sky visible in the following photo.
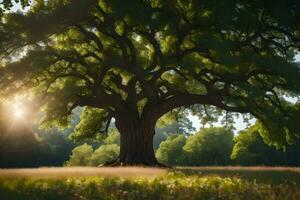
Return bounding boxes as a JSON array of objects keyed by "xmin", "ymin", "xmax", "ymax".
[{"xmin": 189, "ymin": 113, "xmax": 254, "ymax": 134}]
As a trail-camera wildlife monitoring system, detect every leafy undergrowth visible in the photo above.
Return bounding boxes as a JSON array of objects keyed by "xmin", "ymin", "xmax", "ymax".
[{"xmin": 0, "ymin": 172, "xmax": 299, "ymax": 200}]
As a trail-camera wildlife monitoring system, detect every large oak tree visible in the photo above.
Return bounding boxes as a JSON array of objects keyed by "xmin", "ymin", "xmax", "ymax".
[{"xmin": 0, "ymin": 0, "xmax": 300, "ymax": 165}]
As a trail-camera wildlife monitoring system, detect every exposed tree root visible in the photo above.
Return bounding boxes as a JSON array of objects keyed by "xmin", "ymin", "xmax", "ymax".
[{"xmin": 99, "ymin": 158, "xmax": 170, "ymax": 168}]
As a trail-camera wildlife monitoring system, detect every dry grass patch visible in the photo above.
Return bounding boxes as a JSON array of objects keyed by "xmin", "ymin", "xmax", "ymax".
[{"xmin": 0, "ymin": 167, "xmax": 167, "ymax": 179}]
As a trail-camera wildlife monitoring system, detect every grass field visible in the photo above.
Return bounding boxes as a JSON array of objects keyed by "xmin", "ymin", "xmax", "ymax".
[
  {"xmin": 0, "ymin": 167, "xmax": 299, "ymax": 200},
  {"xmin": 176, "ymin": 166, "xmax": 300, "ymax": 185}
]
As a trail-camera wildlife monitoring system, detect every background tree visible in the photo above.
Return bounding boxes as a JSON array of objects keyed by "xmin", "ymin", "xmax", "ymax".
[
  {"xmin": 156, "ymin": 111, "xmax": 196, "ymax": 136},
  {"xmin": 89, "ymin": 129, "xmax": 120, "ymax": 166},
  {"xmin": 38, "ymin": 128, "xmax": 80, "ymax": 166},
  {"xmin": 1, "ymin": 0, "xmax": 300, "ymax": 165},
  {"xmin": 64, "ymin": 143, "xmax": 94, "ymax": 166},
  {"xmin": 66, "ymin": 131, "xmax": 120, "ymax": 166},
  {"xmin": 155, "ymin": 134, "xmax": 186, "ymax": 166},
  {"xmin": 231, "ymin": 125, "xmax": 300, "ymax": 166},
  {"xmin": 153, "ymin": 131, "xmax": 168, "ymax": 151},
  {"xmin": 183, "ymin": 127, "xmax": 234, "ymax": 166},
  {"xmin": 89, "ymin": 144, "xmax": 119, "ymax": 166}
]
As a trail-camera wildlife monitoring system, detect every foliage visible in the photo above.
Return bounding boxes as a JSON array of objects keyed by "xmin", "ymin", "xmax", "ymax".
[
  {"xmin": 0, "ymin": 0, "xmax": 299, "ymax": 159},
  {"xmin": 231, "ymin": 125, "xmax": 300, "ymax": 166},
  {"xmin": 183, "ymin": 127, "xmax": 234, "ymax": 166},
  {"xmin": 70, "ymin": 108, "xmax": 109, "ymax": 142},
  {"xmin": 102, "ymin": 129, "xmax": 120, "ymax": 145},
  {"xmin": 64, "ymin": 143, "xmax": 94, "ymax": 166},
  {"xmin": 89, "ymin": 144, "xmax": 119, "ymax": 166},
  {"xmin": 157, "ymin": 111, "xmax": 196, "ymax": 135},
  {"xmin": 0, "ymin": 0, "xmax": 30, "ymax": 16},
  {"xmin": 37, "ymin": 129, "xmax": 78, "ymax": 166},
  {"xmin": 155, "ymin": 127, "xmax": 234, "ymax": 166},
  {"xmin": 156, "ymin": 134, "xmax": 186, "ymax": 165},
  {"xmin": 0, "ymin": 172, "xmax": 299, "ymax": 200},
  {"xmin": 153, "ymin": 130, "xmax": 168, "ymax": 151},
  {"xmin": 65, "ymin": 131, "xmax": 120, "ymax": 166}
]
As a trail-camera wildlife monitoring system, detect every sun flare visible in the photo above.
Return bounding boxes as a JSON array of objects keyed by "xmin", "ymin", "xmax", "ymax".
[
  {"xmin": 14, "ymin": 109, "xmax": 25, "ymax": 119},
  {"xmin": 10, "ymin": 97, "xmax": 27, "ymax": 120}
]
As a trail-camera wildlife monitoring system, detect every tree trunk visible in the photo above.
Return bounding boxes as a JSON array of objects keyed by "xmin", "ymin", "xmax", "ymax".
[{"xmin": 109, "ymin": 117, "xmax": 160, "ymax": 166}]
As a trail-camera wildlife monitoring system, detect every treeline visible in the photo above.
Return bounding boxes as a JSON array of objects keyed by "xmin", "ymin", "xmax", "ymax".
[
  {"xmin": 1, "ymin": 123, "xmax": 300, "ymax": 167},
  {"xmin": 1, "ymin": 103, "xmax": 300, "ymax": 167},
  {"xmin": 0, "ymin": 127, "xmax": 76, "ymax": 168},
  {"xmin": 0, "ymin": 107, "xmax": 191, "ymax": 168},
  {"xmin": 66, "ymin": 126, "xmax": 300, "ymax": 167},
  {"xmin": 156, "ymin": 126, "xmax": 300, "ymax": 166}
]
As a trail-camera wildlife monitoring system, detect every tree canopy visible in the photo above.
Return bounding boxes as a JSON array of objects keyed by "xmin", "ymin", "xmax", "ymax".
[
  {"xmin": 0, "ymin": 0, "xmax": 300, "ymax": 165},
  {"xmin": 156, "ymin": 134, "xmax": 186, "ymax": 165},
  {"xmin": 0, "ymin": 0, "xmax": 30, "ymax": 16},
  {"xmin": 156, "ymin": 127, "xmax": 234, "ymax": 166},
  {"xmin": 231, "ymin": 125, "xmax": 300, "ymax": 166},
  {"xmin": 184, "ymin": 127, "xmax": 234, "ymax": 166},
  {"xmin": 65, "ymin": 135, "xmax": 120, "ymax": 166}
]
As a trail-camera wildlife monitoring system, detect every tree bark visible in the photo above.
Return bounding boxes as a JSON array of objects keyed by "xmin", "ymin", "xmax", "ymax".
[{"xmin": 108, "ymin": 116, "xmax": 161, "ymax": 166}]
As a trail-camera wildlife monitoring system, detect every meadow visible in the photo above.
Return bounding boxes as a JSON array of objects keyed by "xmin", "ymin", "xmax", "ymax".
[{"xmin": 0, "ymin": 167, "xmax": 299, "ymax": 200}]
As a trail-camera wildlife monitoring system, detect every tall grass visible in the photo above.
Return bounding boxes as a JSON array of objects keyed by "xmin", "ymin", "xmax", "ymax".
[
  {"xmin": 176, "ymin": 166, "xmax": 300, "ymax": 185},
  {"xmin": 0, "ymin": 171, "xmax": 299, "ymax": 200}
]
